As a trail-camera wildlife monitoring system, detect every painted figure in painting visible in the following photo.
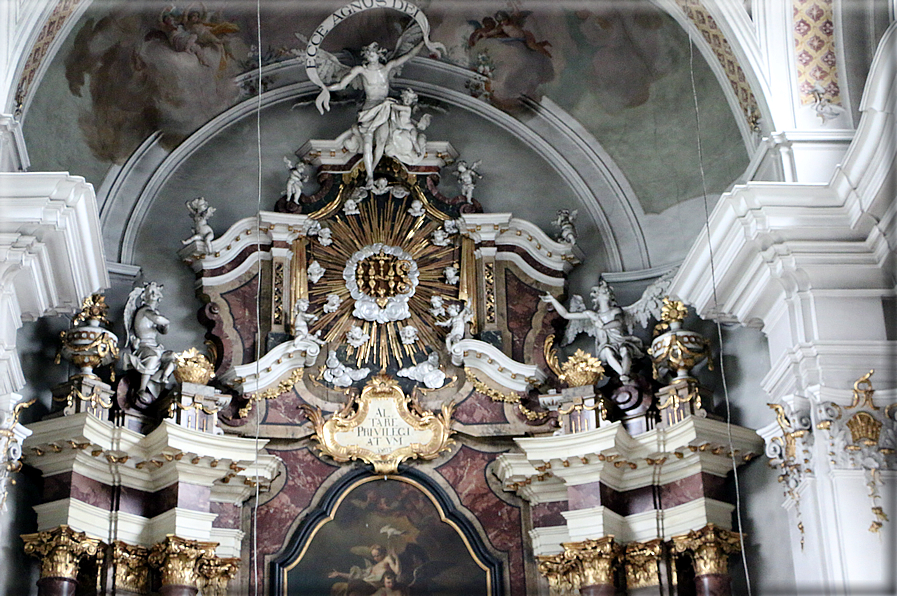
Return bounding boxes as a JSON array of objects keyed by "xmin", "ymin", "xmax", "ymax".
[{"xmin": 328, "ymin": 544, "xmax": 401, "ymax": 596}]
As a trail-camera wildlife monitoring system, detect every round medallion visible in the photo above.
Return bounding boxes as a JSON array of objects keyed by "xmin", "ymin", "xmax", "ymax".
[{"xmin": 344, "ymin": 243, "xmax": 419, "ymax": 323}]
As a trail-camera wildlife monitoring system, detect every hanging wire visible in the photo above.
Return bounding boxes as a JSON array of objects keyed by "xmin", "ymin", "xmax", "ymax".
[
  {"xmin": 252, "ymin": 0, "xmax": 263, "ymax": 593},
  {"xmin": 687, "ymin": 34, "xmax": 754, "ymax": 596}
]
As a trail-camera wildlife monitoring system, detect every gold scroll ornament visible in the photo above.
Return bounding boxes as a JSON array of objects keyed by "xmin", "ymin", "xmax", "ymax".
[{"xmin": 300, "ymin": 372, "xmax": 454, "ymax": 474}]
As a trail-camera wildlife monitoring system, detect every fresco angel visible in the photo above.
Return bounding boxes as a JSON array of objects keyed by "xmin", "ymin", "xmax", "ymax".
[
  {"xmin": 468, "ymin": 10, "xmax": 552, "ymax": 57},
  {"xmin": 542, "ymin": 270, "xmax": 677, "ymax": 384},
  {"xmin": 328, "ymin": 543, "xmax": 401, "ymax": 596},
  {"xmin": 296, "ymin": 24, "xmax": 442, "ymax": 188}
]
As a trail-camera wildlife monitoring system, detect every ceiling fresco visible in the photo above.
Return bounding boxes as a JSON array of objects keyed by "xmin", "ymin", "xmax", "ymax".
[{"xmin": 23, "ymin": 0, "xmax": 748, "ymax": 217}]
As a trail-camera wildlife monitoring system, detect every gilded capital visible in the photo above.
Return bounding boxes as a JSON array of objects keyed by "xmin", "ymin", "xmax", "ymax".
[
  {"xmin": 537, "ymin": 552, "xmax": 581, "ymax": 594},
  {"xmin": 671, "ymin": 524, "xmax": 742, "ymax": 576},
  {"xmin": 198, "ymin": 557, "xmax": 240, "ymax": 596},
  {"xmin": 21, "ymin": 525, "xmax": 104, "ymax": 580},
  {"xmin": 112, "ymin": 541, "xmax": 151, "ymax": 594},
  {"xmin": 148, "ymin": 535, "xmax": 218, "ymax": 588},
  {"xmin": 561, "ymin": 536, "xmax": 621, "ymax": 587},
  {"xmin": 624, "ymin": 539, "xmax": 663, "ymax": 589}
]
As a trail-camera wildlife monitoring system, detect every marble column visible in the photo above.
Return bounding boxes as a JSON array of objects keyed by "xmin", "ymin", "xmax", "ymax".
[
  {"xmin": 21, "ymin": 525, "xmax": 104, "ymax": 596},
  {"xmin": 671, "ymin": 524, "xmax": 741, "ymax": 596}
]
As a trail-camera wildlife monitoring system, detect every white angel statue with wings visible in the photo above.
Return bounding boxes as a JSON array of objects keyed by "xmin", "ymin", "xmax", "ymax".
[
  {"xmin": 542, "ymin": 270, "xmax": 677, "ymax": 384},
  {"xmin": 296, "ymin": 23, "xmax": 441, "ymax": 188}
]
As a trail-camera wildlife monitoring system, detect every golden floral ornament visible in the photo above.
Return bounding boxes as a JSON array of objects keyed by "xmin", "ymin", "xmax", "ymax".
[
  {"xmin": 73, "ymin": 293, "xmax": 111, "ymax": 326},
  {"xmin": 556, "ymin": 537, "xmax": 622, "ymax": 587},
  {"xmin": 536, "ymin": 552, "xmax": 581, "ymax": 594},
  {"xmin": 559, "ymin": 349, "xmax": 605, "ymax": 387},
  {"xmin": 544, "ymin": 334, "xmax": 605, "ymax": 387},
  {"xmin": 21, "ymin": 524, "xmax": 104, "ymax": 580},
  {"xmin": 814, "ymin": 370, "xmax": 897, "ymax": 535},
  {"xmin": 174, "ymin": 348, "xmax": 216, "ymax": 385},
  {"xmin": 198, "ymin": 556, "xmax": 240, "ymax": 596},
  {"xmin": 299, "ymin": 372, "xmax": 455, "ymax": 474},
  {"xmin": 671, "ymin": 524, "xmax": 742, "ymax": 576}
]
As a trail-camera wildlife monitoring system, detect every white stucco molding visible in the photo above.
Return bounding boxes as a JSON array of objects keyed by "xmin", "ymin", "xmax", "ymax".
[
  {"xmin": 671, "ymin": 24, "xmax": 896, "ymax": 332},
  {"xmin": 0, "ymin": 172, "xmax": 108, "ymax": 395}
]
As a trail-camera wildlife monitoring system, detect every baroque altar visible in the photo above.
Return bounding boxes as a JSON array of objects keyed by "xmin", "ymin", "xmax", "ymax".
[{"xmin": 15, "ymin": 3, "xmax": 767, "ymax": 596}]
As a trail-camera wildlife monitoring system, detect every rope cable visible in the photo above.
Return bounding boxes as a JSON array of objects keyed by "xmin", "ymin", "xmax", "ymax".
[
  {"xmin": 687, "ymin": 34, "xmax": 753, "ymax": 595},
  {"xmin": 252, "ymin": 0, "xmax": 263, "ymax": 593}
]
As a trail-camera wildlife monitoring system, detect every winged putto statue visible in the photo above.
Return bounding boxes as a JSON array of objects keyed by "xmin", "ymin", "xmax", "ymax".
[
  {"xmin": 121, "ymin": 282, "xmax": 177, "ymax": 405},
  {"xmin": 542, "ymin": 269, "xmax": 677, "ymax": 384}
]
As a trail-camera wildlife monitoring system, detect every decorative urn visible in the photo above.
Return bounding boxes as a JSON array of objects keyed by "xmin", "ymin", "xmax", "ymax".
[
  {"xmin": 56, "ymin": 294, "xmax": 119, "ymax": 377},
  {"xmin": 649, "ymin": 298, "xmax": 712, "ymax": 381}
]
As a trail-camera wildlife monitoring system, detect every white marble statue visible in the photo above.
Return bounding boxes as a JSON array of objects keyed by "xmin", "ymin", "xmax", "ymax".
[
  {"xmin": 323, "ymin": 293, "xmax": 342, "ymax": 313},
  {"xmin": 317, "ymin": 226, "xmax": 333, "ymax": 246},
  {"xmin": 542, "ymin": 271, "xmax": 677, "ymax": 384},
  {"xmin": 346, "ymin": 325, "xmax": 370, "ymax": 348},
  {"xmin": 553, "ymin": 208, "xmax": 578, "ymax": 244},
  {"xmin": 408, "ymin": 199, "xmax": 426, "ymax": 217},
  {"xmin": 443, "ymin": 219, "xmax": 460, "ymax": 234},
  {"xmin": 182, "ymin": 196, "xmax": 216, "ymax": 254},
  {"xmin": 542, "ymin": 278, "xmax": 650, "ymax": 384},
  {"xmin": 343, "ymin": 197, "xmax": 361, "ymax": 216},
  {"xmin": 284, "ymin": 156, "xmax": 309, "ymax": 203},
  {"xmin": 444, "ymin": 266, "xmax": 459, "ymax": 285},
  {"xmin": 431, "ymin": 228, "xmax": 451, "ymax": 247},
  {"xmin": 436, "ymin": 302, "xmax": 472, "ymax": 361},
  {"xmin": 429, "ymin": 295, "xmax": 446, "ymax": 317},
  {"xmin": 308, "ymin": 260, "xmax": 325, "ymax": 284},
  {"xmin": 398, "ymin": 352, "xmax": 446, "ymax": 389},
  {"xmin": 399, "ymin": 325, "xmax": 419, "ymax": 345},
  {"xmin": 323, "ymin": 350, "xmax": 371, "ymax": 387},
  {"xmin": 384, "ymin": 88, "xmax": 432, "ymax": 165},
  {"xmin": 122, "ymin": 282, "xmax": 177, "ymax": 404},
  {"xmin": 292, "ymin": 299, "xmax": 324, "ymax": 345},
  {"xmin": 453, "ymin": 160, "xmax": 482, "ymax": 203},
  {"xmin": 370, "ymin": 178, "xmax": 391, "ymax": 195},
  {"xmin": 314, "ymin": 36, "xmax": 439, "ymax": 188}
]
